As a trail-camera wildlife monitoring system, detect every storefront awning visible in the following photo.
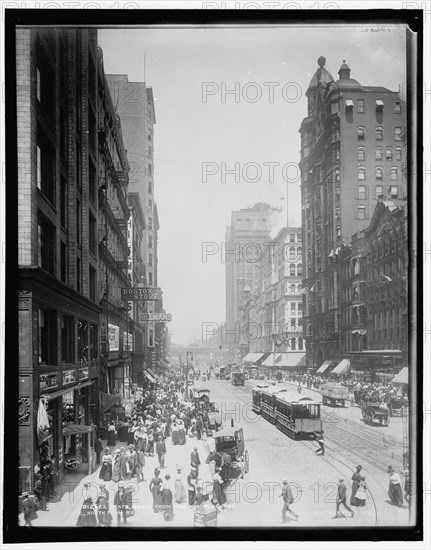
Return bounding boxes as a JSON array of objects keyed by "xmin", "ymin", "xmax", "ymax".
[
  {"xmin": 331, "ymin": 359, "xmax": 350, "ymax": 375},
  {"xmin": 243, "ymin": 352, "xmax": 264, "ymax": 363},
  {"xmin": 262, "ymin": 353, "xmax": 278, "ymax": 367},
  {"xmin": 41, "ymin": 380, "xmax": 94, "ymax": 401},
  {"xmin": 148, "ymin": 368, "xmax": 159, "ymax": 379},
  {"xmin": 391, "ymin": 367, "xmax": 408, "ymax": 385},
  {"xmin": 144, "ymin": 370, "xmax": 157, "ymax": 383},
  {"xmin": 316, "ymin": 360, "xmax": 333, "ymax": 374},
  {"xmin": 99, "ymin": 391, "xmax": 121, "ymax": 414},
  {"xmin": 63, "ymin": 423, "xmax": 95, "ymax": 436}
]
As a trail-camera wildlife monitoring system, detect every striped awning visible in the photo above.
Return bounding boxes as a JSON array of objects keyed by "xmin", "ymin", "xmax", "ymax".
[
  {"xmin": 316, "ymin": 360, "xmax": 333, "ymax": 374},
  {"xmin": 144, "ymin": 370, "xmax": 157, "ymax": 383},
  {"xmin": 262, "ymin": 352, "xmax": 306, "ymax": 368},
  {"xmin": 331, "ymin": 359, "xmax": 350, "ymax": 375},
  {"xmin": 261, "ymin": 353, "xmax": 278, "ymax": 367},
  {"xmin": 243, "ymin": 353, "xmax": 264, "ymax": 364}
]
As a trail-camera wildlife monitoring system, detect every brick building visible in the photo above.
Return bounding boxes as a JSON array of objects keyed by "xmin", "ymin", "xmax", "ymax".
[
  {"xmin": 300, "ymin": 57, "xmax": 406, "ymax": 369},
  {"xmin": 106, "ymin": 75, "xmax": 165, "ymax": 373},
  {"xmin": 96, "ymin": 48, "xmax": 132, "ymax": 399},
  {"xmin": 17, "ymin": 28, "xmax": 103, "ymax": 488}
]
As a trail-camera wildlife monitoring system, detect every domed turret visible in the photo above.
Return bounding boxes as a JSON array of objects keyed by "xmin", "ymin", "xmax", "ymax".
[
  {"xmin": 330, "ymin": 60, "xmax": 362, "ymax": 91},
  {"xmin": 307, "ymin": 56, "xmax": 334, "ymax": 95}
]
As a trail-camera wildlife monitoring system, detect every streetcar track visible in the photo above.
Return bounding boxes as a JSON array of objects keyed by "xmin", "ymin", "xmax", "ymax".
[{"xmin": 210, "ymin": 380, "xmax": 390, "ymax": 526}]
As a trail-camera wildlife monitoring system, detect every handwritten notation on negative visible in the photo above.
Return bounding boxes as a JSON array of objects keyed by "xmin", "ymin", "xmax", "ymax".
[{"xmin": 362, "ymin": 28, "xmax": 392, "ymax": 33}]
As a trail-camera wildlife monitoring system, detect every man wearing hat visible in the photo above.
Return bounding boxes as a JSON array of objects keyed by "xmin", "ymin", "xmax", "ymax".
[
  {"xmin": 187, "ymin": 467, "xmax": 198, "ymax": 505},
  {"xmin": 21, "ymin": 492, "xmax": 38, "ymax": 527},
  {"xmin": 280, "ymin": 480, "xmax": 298, "ymax": 523},
  {"xmin": 114, "ymin": 481, "xmax": 131, "ymax": 525},
  {"xmin": 190, "ymin": 447, "xmax": 201, "ymax": 477},
  {"xmin": 334, "ymin": 478, "xmax": 354, "ymax": 518}
]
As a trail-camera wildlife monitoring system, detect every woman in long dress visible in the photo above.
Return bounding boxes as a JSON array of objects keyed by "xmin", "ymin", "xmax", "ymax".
[
  {"xmin": 111, "ymin": 451, "xmax": 122, "ymax": 483},
  {"xmin": 212, "ymin": 470, "xmax": 227, "ymax": 507},
  {"xmin": 161, "ymin": 474, "xmax": 174, "ymax": 521},
  {"xmin": 355, "ymin": 476, "xmax": 367, "ymax": 508},
  {"xmin": 76, "ymin": 496, "xmax": 97, "ymax": 527},
  {"xmin": 174, "ymin": 468, "xmax": 187, "ymax": 504},
  {"xmin": 106, "ymin": 422, "xmax": 117, "ymax": 448},
  {"xmin": 149, "ymin": 468, "xmax": 163, "ymax": 513},
  {"xmin": 350, "ymin": 465, "xmax": 363, "ymax": 506},
  {"xmin": 99, "ymin": 449, "xmax": 113, "ymax": 482},
  {"xmin": 388, "ymin": 466, "xmax": 404, "ymax": 507}
]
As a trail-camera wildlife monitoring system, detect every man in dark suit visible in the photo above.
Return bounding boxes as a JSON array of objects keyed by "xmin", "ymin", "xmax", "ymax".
[
  {"xmin": 190, "ymin": 447, "xmax": 201, "ymax": 477},
  {"xmin": 280, "ymin": 480, "xmax": 299, "ymax": 523},
  {"xmin": 334, "ymin": 478, "xmax": 354, "ymax": 518}
]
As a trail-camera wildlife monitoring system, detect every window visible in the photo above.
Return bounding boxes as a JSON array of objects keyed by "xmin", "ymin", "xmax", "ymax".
[
  {"xmin": 77, "ymin": 320, "xmax": 88, "ymax": 363},
  {"xmin": 358, "ymin": 206, "xmax": 366, "ymax": 220},
  {"xmin": 390, "ymin": 167, "xmax": 398, "ymax": 181},
  {"xmin": 357, "ymin": 127, "xmax": 365, "ymax": 140},
  {"xmin": 38, "ymin": 215, "xmax": 56, "ymax": 275},
  {"xmin": 385, "ymin": 146, "xmax": 393, "ymax": 161},
  {"xmin": 394, "ymin": 127, "xmax": 402, "ymax": 141},
  {"xmin": 60, "ymin": 176, "xmax": 68, "ymax": 228},
  {"xmin": 37, "ymin": 127, "xmax": 56, "ymax": 204},
  {"xmin": 89, "ymin": 161, "xmax": 96, "ymax": 203},
  {"xmin": 298, "ymin": 337, "xmax": 304, "ymax": 351},
  {"xmin": 148, "ymin": 217, "xmax": 153, "ymax": 230},
  {"xmin": 149, "ymin": 253, "xmax": 153, "ymax": 267},
  {"xmin": 376, "ymin": 126, "xmax": 383, "ymax": 141},
  {"xmin": 395, "ymin": 147, "xmax": 402, "ymax": 161},
  {"xmin": 357, "ymin": 99, "xmax": 364, "ymax": 113},
  {"xmin": 76, "ymin": 257, "xmax": 81, "ymax": 293},
  {"xmin": 375, "ymin": 167, "xmax": 383, "ymax": 180},
  {"xmin": 394, "ymin": 101, "xmax": 401, "ymax": 114},
  {"xmin": 36, "ymin": 44, "xmax": 54, "ymax": 120},
  {"xmin": 390, "ymin": 186, "xmax": 398, "ymax": 199},
  {"xmin": 61, "ymin": 316, "xmax": 74, "ymax": 363},
  {"xmin": 38, "ymin": 308, "xmax": 57, "ymax": 365},
  {"xmin": 89, "ymin": 323, "xmax": 98, "ymax": 362},
  {"xmin": 60, "ymin": 241, "xmax": 67, "ymax": 283},
  {"xmin": 148, "ymin": 198, "xmax": 153, "ymax": 208},
  {"xmin": 290, "ymin": 338, "xmax": 296, "ymax": 351},
  {"xmin": 148, "ymin": 164, "xmax": 152, "ymax": 176},
  {"xmin": 289, "ymin": 264, "xmax": 296, "ymax": 276},
  {"xmin": 290, "ymin": 283, "xmax": 295, "ymax": 293},
  {"xmin": 149, "ymin": 272, "xmax": 153, "ymax": 286},
  {"xmin": 291, "ymin": 302, "xmax": 296, "ymax": 312},
  {"xmin": 89, "ymin": 266, "xmax": 96, "ymax": 302},
  {"xmin": 376, "ymin": 185, "xmax": 383, "ymax": 198},
  {"xmin": 148, "ymin": 235, "xmax": 153, "ymax": 249},
  {"xmin": 76, "ymin": 199, "xmax": 81, "ymax": 245},
  {"xmin": 297, "ymin": 233, "xmax": 302, "ymax": 242},
  {"xmin": 89, "ymin": 212, "xmax": 96, "ymax": 255},
  {"xmin": 375, "ymin": 147, "xmax": 383, "ymax": 161},
  {"xmin": 297, "ymin": 264, "xmax": 303, "ymax": 276},
  {"xmin": 357, "ymin": 147, "xmax": 365, "ymax": 161},
  {"xmin": 298, "ymin": 302, "xmax": 303, "ymax": 313},
  {"xmin": 358, "ymin": 185, "xmax": 366, "ymax": 200},
  {"xmin": 148, "ymin": 329, "xmax": 154, "ymax": 347},
  {"xmin": 358, "ymin": 167, "xmax": 366, "ymax": 180},
  {"xmin": 289, "ymin": 247, "xmax": 296, "ymax": 260},
  {"xmin": 289, "ymin": 234, "xmax": 295, "ymax": 243}
]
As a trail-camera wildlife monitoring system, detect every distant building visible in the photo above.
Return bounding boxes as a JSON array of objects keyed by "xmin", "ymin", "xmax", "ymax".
[
  {"xmin": 225, "ymin": 203, "xmax": 275, "ymax": 353},
  {"xmin": 300, "ymin": 57, "xmax": 406, "ymax": 369}
]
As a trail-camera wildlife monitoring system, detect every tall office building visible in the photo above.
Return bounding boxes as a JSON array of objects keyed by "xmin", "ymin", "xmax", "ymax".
[
  {"xmin": 225, "ymin": 203, "xmax": 275, "ymax": 354},
  {"xmin": 300, "ymin": 57, "xmax": 406, "ymax": 369},
  {"xmin": 106, "ymin": 75, "xmax": 163, "ymax": 371}
]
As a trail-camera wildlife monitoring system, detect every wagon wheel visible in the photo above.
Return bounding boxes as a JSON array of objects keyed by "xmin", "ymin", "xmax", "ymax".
[{"xmin": 244, "ymin": 450, "xmax": 250, "ymax": 474}]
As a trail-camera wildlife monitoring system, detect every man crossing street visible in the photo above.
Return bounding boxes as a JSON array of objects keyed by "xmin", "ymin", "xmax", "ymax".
[{"xmin": 280, "ymin": 480, "xmax": 299, "ymax": 523}]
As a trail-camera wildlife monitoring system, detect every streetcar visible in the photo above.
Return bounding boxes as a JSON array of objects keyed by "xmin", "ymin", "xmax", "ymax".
[
  {"xmin": 251, "ymin": 382, "xmax": 270, "ymax": 414},
  {"xmin": 259, "ymin": 386, "xmax": 291, "ymax": 423},
  {"xmin": 231, "ymin": 371, "xmax": 246, "ymax": 386},
  {"xmin": 274, "ymin": 393, "xmax": 323, "ymax": 440}
]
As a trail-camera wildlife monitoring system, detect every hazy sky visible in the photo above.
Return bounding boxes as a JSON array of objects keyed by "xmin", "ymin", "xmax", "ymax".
[{"xmin": 99, "ymin": 24, "xmax": 406, "ymax": 346}]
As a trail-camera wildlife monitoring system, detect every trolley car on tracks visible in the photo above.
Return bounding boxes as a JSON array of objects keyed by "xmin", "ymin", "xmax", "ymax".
[
  {"xmin": 251, "ymin": 382, "xmax": 270, "ymax": 414},
  {"xmin": 231, "ymin": 371, "xmax": 246, "ymax": 386},
  {"xmin": 274, "ymin": 393, "xmax": 323, "ymax": 440},
  {"xmin": 259, "ymin": 386, "xmax": 291, "ymax": 423}
]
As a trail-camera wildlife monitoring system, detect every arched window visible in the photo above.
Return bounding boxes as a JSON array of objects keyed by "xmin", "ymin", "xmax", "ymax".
[
  {"xmin": 376, "ymin": 126, "xmax": 383, "ymax": 141},
  {"xmin": 375, "ymin": 167, "xmax": 383, "ymax": 180},
  {"xmin": 290, "ymin": 338, "xmax": 296, "ymax": 350},
  {"xmin": 358, "ymin": 166, "xmax": 366, "ymax": 180},
  {"xmin": 375, "ymin": 147, "xmax": 383, "ymax": 160},
  {"xmin": 357, "ymin": 127, "xmax": 365, "ymax": 140},
  {"xmin": 290, "ymin": 283, "xmax": 295, "ymax": 293},
  {"xmin": 289, "ymin": 247, "xmax": 296, "ymax": 260},
  {"xmin": 297, "ymin": 246, "xmax": 302, "ymax": 255},
  {"xmin": 297, "ymin": 263, "xmax": 303, "ymax": 276},
  {"xmin": 357, "ymin": 147, "xmax": 365, "ymax": 161},
  {"xmin": 386, "ymin": 147, "xmax": 393, "ymax": 160},
  {"xmin": 290, "ymin": 264, "xmax": 296, "ymax": 276},
  {"xmin": 298, "ymin": 338, "xmax": 304, "ymax": 351}
]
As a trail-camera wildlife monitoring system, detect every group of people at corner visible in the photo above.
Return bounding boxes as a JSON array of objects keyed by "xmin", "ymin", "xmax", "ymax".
[{"xmin": 75, "ymin": 372, "xmax": 227, "ymax": 527}]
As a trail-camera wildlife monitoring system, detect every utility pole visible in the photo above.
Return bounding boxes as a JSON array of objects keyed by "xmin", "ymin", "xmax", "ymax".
[{"xmin": 185, "ymin": 352, "xmax": 189, "ymax": 401}]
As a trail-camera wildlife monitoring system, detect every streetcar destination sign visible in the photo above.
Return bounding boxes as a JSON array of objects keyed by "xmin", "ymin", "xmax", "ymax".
[
  {"xmin": 139, "ymin": 313, "xmax": 172, "ymax": 322},
  {"xmin": 121, "ymin": 287, "xmax": 161, "ymax": 301}
]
